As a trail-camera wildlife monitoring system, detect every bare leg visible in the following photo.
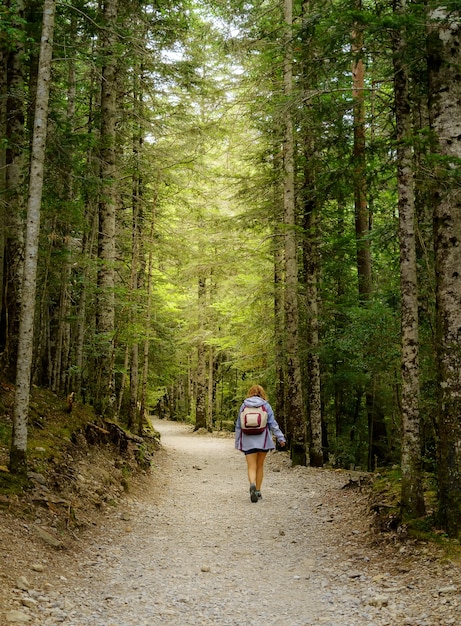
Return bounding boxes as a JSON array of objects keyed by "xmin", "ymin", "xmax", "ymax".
[
  {"xmin": 255, "ymin": 451, "xmax": 268, "ymax": 490},
  {"xmin": 245, "ymin": 453, "xmax": 258, "ymax": 485}
]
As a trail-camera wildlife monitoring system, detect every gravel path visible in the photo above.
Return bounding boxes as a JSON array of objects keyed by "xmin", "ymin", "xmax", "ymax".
[{"xmin": 5, "ymin": 419, "xmax": 461, "ymax": 625}]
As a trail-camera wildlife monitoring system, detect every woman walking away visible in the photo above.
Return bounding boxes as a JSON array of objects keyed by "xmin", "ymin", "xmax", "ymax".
[{"xmin": 235, "ymin": 384, "xmax": 286, "ymax": 502}]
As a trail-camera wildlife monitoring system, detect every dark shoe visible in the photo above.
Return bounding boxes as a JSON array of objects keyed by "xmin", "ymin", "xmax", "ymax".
[
  {"xmin": 256, "ymin": 490, "xmax": 262, "ymax": 500},
  {"xmin": 249, "ymin": 483, "xmax": 258, "ymax": 503}
]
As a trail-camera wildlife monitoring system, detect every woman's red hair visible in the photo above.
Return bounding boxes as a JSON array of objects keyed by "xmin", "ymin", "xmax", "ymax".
[{"xmin": 246, "ymin": 384, "xmax": 267, "ymax": 400}]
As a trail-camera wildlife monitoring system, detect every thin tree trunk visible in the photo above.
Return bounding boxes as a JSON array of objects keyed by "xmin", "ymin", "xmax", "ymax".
[
  {"xmin": 301, "ymin": 0, "xmax": 323, "ymax": 468},
  {"xmin": 195, "ymin": 275, "xmax": 207, "ymax": 430},
  {"xmin": 352, "ymin": 0, "xmax": 372, "ymax": 301},
  {"xmin": 334, "ymin": 200, "xmax": 346, "ymax": 443},
  {"xmin": 207, "ymin": 345, "xmax": 213, "ymax": 432},
  {"xmin": 54, "ymin": 45, "xmax": 77, "ymax": 395},
  {"xmin": 32, "ymin": 222, "xmax": 55, "ymax": 388},
  {"xmin": 130, "ymin": 75, "xmax": 145, "ymax": 436},
  {"xmin": 71, "ymin": 55, "xmax": 99, "ymax": 401},
  {"xmin": 272, "ymin": 118, "xmax": 286, "ymax": 436},
  {"xmin": 0, "ymin": 44, "xmax": 6, "ymax": 328},
  {"xmin": 283, "ymin": 0, "xmax": 306, "ymax": 465},
  {"xmin": 129, "ymin": 164, "xmax": 141, "ymax": 432},
  {"xmin": 140, "ymin": 333, "xmax": 150, "ymax": 424},
  {"xmin": 10, "ymin": 0, "xmax": 55, "ymax": 474},
  {"xmin": 117, "ymin": 344, "xmax": 130, "ymax": 419},
  {"xmin": 302, "ymin": 168, "xmax": 323, "ymax": 468},
  {"xmin": 95, "ymin": 0, "xmax": 119, "ymax": 417},
  {"xmin": 427, "ymin": 5, "xmax": 461, "ymax": 537},
  {"xmin": 140, "ymin": 200, "xmax": 156, "ymax": 424},
  {"xmin": 1, "ymin": 0, "xmax": 26, "ymax": 375},
  {"xmin": 51, "ymin": 270, "xmax": 65, "ymax": 392},
  {"xmin": 57, "ymin": 270, "xmax": 72, "ymax": 394},
  {"xmin": 72, "ymin": 209, "xmax": 97, "ymax": 402},
  {"xmin": 274, "ymin": 220, "xmax": 286, "ymax": 437},
  {"xmin": 130, "ymin": 342, "xmax": 139, "ymax": 433},
  {"xmin": 189, "ymin": 354, "xmax": 195, "ymax": 422},
  {"xmin": 392, "ymin": 0, "xmax": 425, "ymax": 519},
  {"xmin": 352, "ymin": 1, "xmax": 375, "ymax": 471}
]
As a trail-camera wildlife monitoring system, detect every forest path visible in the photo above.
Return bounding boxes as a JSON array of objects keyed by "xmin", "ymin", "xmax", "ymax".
[{"xmin": 13, "ymin": 420, "xmax": 461, "ymax": 625}]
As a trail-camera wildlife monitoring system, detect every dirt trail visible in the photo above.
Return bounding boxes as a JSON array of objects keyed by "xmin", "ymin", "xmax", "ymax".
[{"xmin": 3, "ymin": 419, "xmax": 461, "ymax": 625}]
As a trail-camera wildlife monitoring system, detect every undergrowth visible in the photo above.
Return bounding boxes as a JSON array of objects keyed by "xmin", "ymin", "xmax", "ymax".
[
  {"xmin": 0, "ymin": 383, "xmax": 155, "ymax": 501},
  {"xmin": 0, "ymin": 386, "xmax": 93, "ymax": 495},
  {"xmin": 370, "ymin": 467, "xmax": 461, "ymax": 561}
]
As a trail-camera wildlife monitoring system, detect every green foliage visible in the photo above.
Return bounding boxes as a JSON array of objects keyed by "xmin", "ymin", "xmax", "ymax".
[
  {"xmin": 0, "ymin": 0, "xmax": 448, "ymax": 499},
  {"xmin": 0, "ymin": 419, "xmax": 11, "ymax": 449},
  {"xmin": 0, "ymin": 471, "xmax": 29, "ymax": 496},
  {"xmin": 318, "ymin": 295, "xmax": 401, "ymax": 468},
  {"xmin": 369, "ymin": 468, "xmax": 461, "ymax": 556},
  {"xmin": 0, "ymin": 3, "xmax": 28, "ymax": 49}
]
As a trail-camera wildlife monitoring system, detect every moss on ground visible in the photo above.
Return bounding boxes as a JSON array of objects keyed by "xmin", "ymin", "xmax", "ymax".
[{"xmin": 370, "ymin": 466, "xmax": 461, "ymax": 561}]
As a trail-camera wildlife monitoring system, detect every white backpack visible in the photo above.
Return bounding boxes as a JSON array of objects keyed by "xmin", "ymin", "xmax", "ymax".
[{"xmin": 240, "ymin": 404, "xmax": 268, "ymax": 435}]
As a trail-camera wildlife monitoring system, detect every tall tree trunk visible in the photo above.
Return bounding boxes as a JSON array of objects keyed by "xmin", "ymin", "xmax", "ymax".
[
  {"xmin": 1, "ymin": 0, "xmax": 26, "ymax": 376},
  {"xmin": 195, "ymin": 275, "xmax": 207, "ymax": 430},
  {"xmin": 392, "ymin": 0, "xmax": 425, "ymax": 519},
  {"xmin": 283, "ymin": 0, "xmax": 306, "ymax": 465},
  {"xmin": 207, "ymin": 345, "xmax": 213, "ymax": 432},
  {"xmin": 72, "ymin": 210, "xmax": 97, "ymax": 403},
  {"xmin": 333, "ymin": 199, "xmax": 347, "ymax": 442},
  {"xmin": 130, "ymin": 342, "xmax": 139, "ymax": 432},
  {"xmin": 140, "ymin": 199, "xmax": 156, "ymax": 424},
  {"xmin": 271, "ymin": 83, "xmax": 285, "ymax": 436},
  {"xmin": 131, "ymin": 73, "xmax": 147, "ymax": 436},
  {"xmin": 274, "ymin": 218, "xmax": 286, "ymax": 437},
  {"xmin": 427, "ymin": 5, "xmax": 461, "ymax": 537},
  {"xmin": 51, "ymin": 263, "xmax": 69, "ymax": 392},
  {"xmin": 10, "ymin": 0, "xmax": 55, "ymax": 474},
  {"xmin": 352, "ymin": 0, "xmax": 372, "ymax": 301},
  {"xmin": 95, "ymin": 0, "xmax": 119, "ymax": 417},
  {"xmin": 52, "ymin": 41, "xmax": 77, "ymax": 395},
  {"xmin": 302, "ymin": 163, "xmax": 323, "ymax": 468},
  {"xmin": 70, "ymin": 55, "xmax": 99, "ymax": 401},
  {"xmin": 129, "ymin": 157, "xmax": 141, "ymax": 434},
  {"xmin": 300, "ymin": 0, "xmax": 323, "ymax": 468},
  {"xmin": 352, "ymin": 1, "xmax": 377, "ymax": 471},
  {"xmin": 0, "ymin": 44, "xmax": 6, "ymax": 330},
  {"xmin": 118, "ymin": 344, "xmax": 130, "ymax": 420}
]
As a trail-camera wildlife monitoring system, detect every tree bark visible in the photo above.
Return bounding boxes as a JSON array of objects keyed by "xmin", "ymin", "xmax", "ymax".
[
  {"xmin": 130, "ymin": 342, "xmax": 140, "ymax": 432},
  {"xmin": 118, "ymin": 343, "xmax": 130, "ymax": 420},
  {"xmin": 283, "ymin": 0, "xmax": 306, "ymax": 465},
  {"xmin": 69, "ymin": 37, "xmax": 99, "ymax": 402},
  {"xmin": 52, "ymin": 43, "xmax": 76, "ymax": 395},
  {"xmin": 301, "ymin": 0, "xmax": 323, "ymax": 468},
  {"xmin": 1, "ymin": 0, "xmax": 26, "ymax": 375},
  {"xmin": 207, "ymin": 345, "xmax": 213, "ymax": 432},
  {"xmin": 427, "ymin": 4, "xmax": 461, "ymax": 537},
  {"xmin": 0, "ymin": 44, "xmax": 6, "ymax": 333},
  {"xmin": 72, "ymin": 209, "xmax": 97, "ymax": 403},
  {"xmin": 302, "ymin": 166, "xmax": 323, "ymax": 468},
  {"xmin": 10, "ymin": 0, "xmax": 56, "ymax": 474},
  {"xmin": 95, "ymin": 0, "xmax": 119, "ymax": 417},
  {"xmin": 274, "ymin": 217, "xmax": 286, "ymax": 438},
  {"xmin": 352, "ymin": 0, "xmax": 372, "ymax": 301},
  {"xmin": 140, "ymin": 199, "xmax": 156, "ymax": 424},
  {"xmin": 352, "ymin": 1, "xmax": 377, "ymax": 472},
  {"xmin": 129, "ymin": 135, "xmax": 142, "ymax": 433},
  {"xmin": 195, "ymin": 275, "xmax": 208, "ymax": 430},
  {"xmin": 392, "ymin": 0, "xmax": 425, "ymax": 519}
]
